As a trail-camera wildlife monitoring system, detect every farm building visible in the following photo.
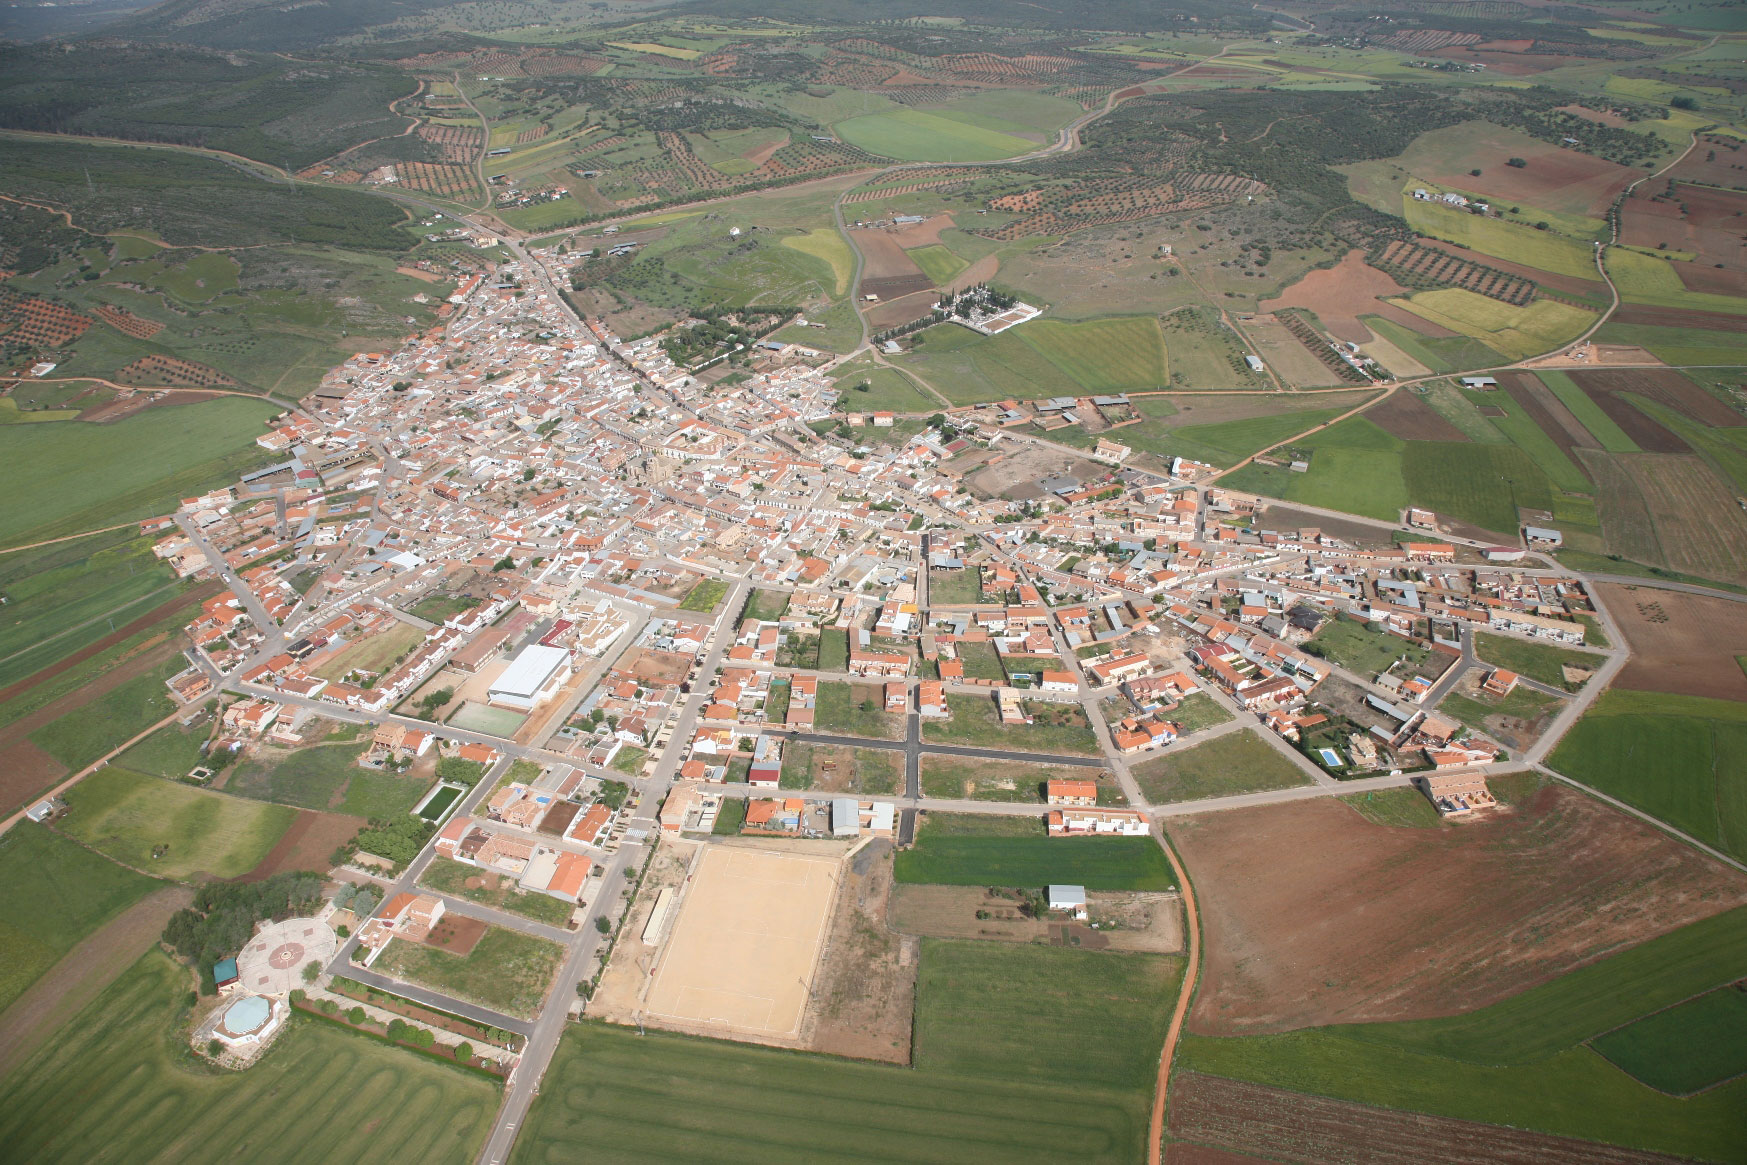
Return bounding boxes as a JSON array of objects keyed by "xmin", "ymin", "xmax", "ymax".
[{"xmin": 1047, "ymin": 885, "xmax": 1088, "ymax": 920}]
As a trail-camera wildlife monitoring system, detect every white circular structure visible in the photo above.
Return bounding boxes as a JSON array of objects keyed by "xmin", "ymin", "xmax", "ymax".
[
  {"xmin": 237, "ymin": 916, "xmax": 337, "ymax": 995},
  {"xmin": 212, "ymin": 994, "xmax": 285, "ymax": 1048}
]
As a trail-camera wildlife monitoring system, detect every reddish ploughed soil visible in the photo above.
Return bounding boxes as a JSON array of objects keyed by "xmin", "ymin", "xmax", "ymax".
[
  {"xmin": 1420, "ymin": 140, "xmax": 1637, "ymax": 220},
  {"xmin": 1174, "ymin": 784, "xmax": 1747, "ymax": 1036},
  {"xmin": 890, "ymin": 213, "xmax": 955, "ymax": 249},
  {"xmin": 1669, "ymin": 134, "xmax": 1747, "ymax": 190},
  {"xmin": 1167, "ymin": 1073, "xmax": 1690, "ymax": 1164},
  {"xmin": 425, "ymin": 915, "xmax": 486, "ymax": 956},
  {"xmin": 1260, "ymin": 250, "xmax": 1407, "ymax": 344},
  {"xmin": 235, "ymin": 808, "xmax": 364, "ymax": 882},
  {"xmin": 1595, "ymin": 582, "xmax": 1747, "ymax": 703},
  {"xmin": 1571, "ymin": 366, "xmax": 1742, "ymax": 440},
  {"xmin": 1366, "ymin": 389, "xmax": 1469, "ymax": 443},
  {"xmin": 1164, "ymin": 1146, "xmax": 1272, "ymax": 1165},
  {"xmin": 1620, "ymin": 184, "xmax": 1747, "ymax": 271},
  {"xmin": 851, "ymin": 228, "xmax": 932, "ymax": 300}
]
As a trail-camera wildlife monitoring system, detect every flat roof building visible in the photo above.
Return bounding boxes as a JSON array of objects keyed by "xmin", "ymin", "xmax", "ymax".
[{"xmin": 488, "ymin": 643, "xmax": 572, "ymax": 711}]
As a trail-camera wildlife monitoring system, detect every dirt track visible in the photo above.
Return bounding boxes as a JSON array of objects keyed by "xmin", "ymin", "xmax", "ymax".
[{"xmin": 1175, "ymin": 784, "xmax": 1747, "ymax": 1036}]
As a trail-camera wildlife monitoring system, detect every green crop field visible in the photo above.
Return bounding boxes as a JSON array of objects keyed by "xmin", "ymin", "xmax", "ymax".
[
  {"xmin": 1548, "ymin": 690, "xmax": 1747, "ymax": 860},
  {"xmin": 930, "ymin": 567, "xmax": 984, "ymax": 605},
  {"xmin": 1393, "ymin": 290, "xmax": 1595, "ymax": 361},
  {"xmin": 1593, "ymin": 322, "xmax": 1747, "ymax": 368},
  {"xmin": 836, "ymin": 109, "xmax": 1039, "ymax": 161},
  {"xmin": 1180, "ymin": 905, "xmax": 1747, "ymax": 1161},
  {"xmin": 1607, "ymin": 249, "xmax": 1747, "ymax": 316},
  {"xmin": 1460, "ymin": 386, "xmax": 1590, "ymax": 496},
  {"xmin": 1363, "ymin": 316, "xmax": 1502, "ymax": 377},
  {"xmin": 512, "ymin": 939, "xmax": 1173, "ymax": 1163},
  {"xmin": 1402, "ymin": 199, "xmax": 1600, "ymax": 279},
  {"xmin": 895, "ymin": 811, "xmax": 1173, "ymax": 890},
  {"xmin": 29, "ymin": 655, "xmax": 192, "ymax": 772},
  {"xmin": 915, "ymin": 939, "xmax": 1179, "ymax": 1093},
  {"xmin": 1341, "ymin": 786, "xmax": 1442, "ymax": 828},
  {"xmin": 924, "ymin": 693, "xmax": 1101, "ymax": 755},
  {"xmin": 779, "ymin": 228, "xmax": 854, "ymax": 296},
  {"xmin": 1591, "ymin": 985, "xmax": 1747, "ymax": 1095},
  {"xmin": 909, "ymin": 243, "xmax": 969, "ymax": 287},
  {"xmin": 1308, "ymin": 615, "xmax": 1430, "ymax": 676},
  {"xmin": 1131, "ymin": 729, "xmax": 1311, "ymax": 803},
  {"xmin": 0, "ymin": 823, "xmax": 159, "ymax": 1013},
  {"xmin": 1020, "ymin": 317, "xmax": 1169, "ymax": 393},
  {"xmin": 59, "ymin": 767, "xmax": 295, "ymax": 881},
  {"xmin": 1537, "ymin": 371, "xmax": 1640, "ymax": 453},
  {"xmin": 1221, "ymin": 416, "xmax": 1408, "ymax": 522},
  {"xmin": 832, "ymin": 363, "xmax": 937, "ymax": 413},
  {"xmin": 1401, "ymin": 440, "xmax": 1556, "ymax": 535},
  {"xmin": 0, "ymin": 952, "xmax": 497, "ymax": 1163},
  {"xmin": 0, "ymin": 398, "xmax": 276, "ymax": 546},
  {"xmin": 1474, "ymin": 632, "xmax": 1602, "ymax": 691},
  {"xmin": 376, "ymin": 924, "xmax": 564, "ymax": 1019}
]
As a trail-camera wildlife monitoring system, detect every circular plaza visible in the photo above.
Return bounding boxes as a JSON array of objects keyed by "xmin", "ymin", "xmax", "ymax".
[{"xmin": 236, "ymin": 916, "xmax": 338, "ymax": 995}]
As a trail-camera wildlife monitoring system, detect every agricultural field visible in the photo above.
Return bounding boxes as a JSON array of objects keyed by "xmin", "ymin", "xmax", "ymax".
[
  {"xmin": 0, "ymin": 398, "xmax": 277, "ymax": 547},
  {"xmin": 835, "ymin": 94, "xmax": 1077, "ymax": 163},
  {"xmin": 225, "ymin": 741, "xmax": 425, "ymax": 819},
  {"xmin": 59, "ymin": 767, "xmax": 296, "ymax": 881},
  {"xmin": 376, "ymin": 924, "xmax": 565, "ymax": 1020},
  {"xmin": 1597, "ymin": 582, "xmax": 1747, "ymax": 703},
  {"xmin": 830, "ymin": 361, "xmax": 937, "ymax": 414},
  {"xmin": 1368, "ymin": 120, "xmax": 1641, "ymax": 220},
  {"xmin": 0, "ymin": 822, "xmax": 159, "ymax": 1014},
  {"xmin": 1402, "ymin": 198, "xmax": 1602, "ymax": 280},
  {"xmin": 1590, "ymin": 984, "xmax": 1747, "ymax": 1095},
  {"xmin": 1172, "ymin": 781, "xmax": 1746, "ymax": 1036},
  {"xmin": 894, "ymin": 812, "xmax": 1173, "ymax": 891},
  {"xmin": 891, "ymin": 315, "xmax": 1169, "ymax": 404},
  {"xmin": 1130, "ymin": 730, "xmax": 1312, "ymax": 804},
  {"xmin": 1549, "ymin": 690, "xmax": 1747, "ymax": 862},
  {"xmin": 0, "ymin": 952, "xmax": 499, "ymax": 1163},
  {"xmin": 1178, "ymin": 905, "xmax": 1747, "ymax": 1161},
  {"xmin": 1390, "ymin": 289, "xmax": 1595, "ymax": 361}
]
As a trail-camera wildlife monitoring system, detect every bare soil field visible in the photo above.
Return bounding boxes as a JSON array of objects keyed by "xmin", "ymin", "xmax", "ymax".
[
  {"xmin": 851, "ymin": 228, "xmax": 932, "ymax": 300},
  {"xmin": 1620, "ymin": 185, "xmax": 1747, "ymax": 269},
  {"xmin": 590, "ymin": 834, "xmax": 695, "ymax": 1023},
  {"xmin": 1254, "ymin": 504, "xmax": 1396, "ymax": 546},
  {"xmin": 1260, "ymin": 250, "xmax": 1408, "ymax": 344},
  {"xmin": 1416, "ymin": 137, "xmax": 1638, "ymax": 219},
  {"xmin": 890, "ymin": 213, "xmax": 955, "ymax": 249},
  {"xmin": 1427, "ymin": 46, "xmax": 1590, "ymax": 75},
  {"xmin": 1618, "ymin": 453, "xmax": 1747, "ymax": 586},
  {"xmin": 1579, "ymin": 448, "xmax": 1663, "ymax": 568},
  {"xmin": 1245, "ymin": 315, "xmax": 1351, "ymax": 388},
  {"xmin": 1155, "ymin": 389, "xmax": 1375, "ymax": 430},
  {"xmin": 1608, "ymin": 302, "xmax": 1747, "ymax": 330},
  {"xmin": 1572, "ymin": 366, "xmax": 1743, "ymax": 434},
  {"xmin": 423, "ymin": 914, "xmax": 486, "ymax": 956},
  {"xmin": 1669, "ymin": 135, "xmax": 1747, "ymax": 189},
  {"xmin": 1595, "ymin": 582, "xmax": 1747, "ymax": 703},
  {"xmin": 0, "ymin": 883, "xmax": 191, "ymax": 1079},
  {"xmin": 1366, "ymin": 389, "xmax": 1470, "ymax": 443},
  {"xmin": 1164, "ymin": 1146, "xmax": 1274, "ymax": 1165},
  {"xmin": 613, "ymin": 647, "xmax": 694, "ymax": 686},
  {"xmin": 1369, "ymin": 296, "xmax": 1462, "ymax": 337},
  {"xmin": 1673, "ymin": 261, "xmax": 1747, "ymax": 297},
  {"xmin": 236, "ymin": 808, "xmax": 362, "ymax": 881},
  {"xmin": 1167, "ymin": 1072, "xmax": 1690, "ymax": 1165},
  {"xmin": 865, "ymin": 289, "xmax": 941, "ymax": 329},
  {"xmin": 1173, "ymin": 785, "xmax": 1747, "ymax": 1036},
  {"xmin": 804, "ymin": 839, "xmax": 917, "ymax": 1064}
]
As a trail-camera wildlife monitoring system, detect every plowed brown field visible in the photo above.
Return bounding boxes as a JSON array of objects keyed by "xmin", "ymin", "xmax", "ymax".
[
  {"xmin": 1261, "ymin": 250, "xmax": 1407, "ymax": 344},
  {"xmin": 1174, "ymin": 784, "xmax": 1747, "ymax": 1035},
  {"xmin": 1595, "ymin": 582, "xmax": 1747, "ymax": 703}
]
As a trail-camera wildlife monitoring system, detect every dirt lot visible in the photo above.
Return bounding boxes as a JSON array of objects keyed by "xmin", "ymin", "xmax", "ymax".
[
  {"xmin": 890, "ymin": 213, "xmax": 955, "ymax": 249},
  {"xmin": 1596, "ymin": 581, "xmax": 1747, "ymax": 703},
  {"xmin": 1366, "ymin": 389, "xmax": 1470, "ymax": 443},
  {"xmin": 890, "ymin": 883, "xmax": 1184, "ymax": 953},
  {"xmin": 1260, "ymin": 250, "xmax": 1408, "ymax": 345},
  {"xmin": 1621, "ymin": 184, "xmax": 1747, "ymax": 270},
  {"xmin": 1167, "ymin": 1072, "xmax": 1690, "ymax": 1164},
  {"xmin": 1444, "ymin": 667, "xmax": 1564, "ymax": 752},
  {"xmin": 805, "ymin": 839, "xmax": 917, "ymax": 1064},
  {"xmin": 851, "ymin": 228, "xmax": 932, "ymax": 300},
  {"xmin": 423, "ymin": 915, "xmax": 486, "ymax": 956},
  {"xmin": 590, "ymin": 833, "xmax": 696, "ymax": 1024},
  {"xmin": 236, "ymin": 808, "xmax": 362, "ymax": 881},
  {"xmin": 0, "ymin": 883, "xmax": 192, "ymax": 1079},
  {"xmin": 1173, "ymin": 783, "xmax": 1747, "ymax": 1035},
  {"xmin": 1244, "ymin": 315, "xmax": 1350, "ymax": 388},
  {"xmin": 613, "ymin": 647, "xmax": 694, "ymax": 687},
  {"xmin": 966, "ymin": 445, "xmax": 1102, "ymax": 501}
]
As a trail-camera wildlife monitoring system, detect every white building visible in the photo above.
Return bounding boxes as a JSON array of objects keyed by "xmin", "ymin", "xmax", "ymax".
[{"xmin": 488, "ymin": 643, "xmax": 573, "ymax": 710}]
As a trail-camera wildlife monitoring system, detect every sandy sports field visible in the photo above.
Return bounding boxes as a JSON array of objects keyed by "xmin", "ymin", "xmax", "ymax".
[{"xmin": 643, "ymin": 845, "xmax": 841, "ymax": 1038}]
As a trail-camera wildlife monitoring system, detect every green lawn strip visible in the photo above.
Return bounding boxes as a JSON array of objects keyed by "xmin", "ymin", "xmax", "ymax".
[
  {"xmin": 818, "ymin": 629, "xmax": 848, "ymax": 671},
  {"xmin": 712, "ymin": 798, "xmax": 746, "ymax": 835},
  {"xmin": 376, "ymin": 925, "xmax": 564, "ymax": 1020},
  {"xmin": 0, "ymin": 951, "xmax": 498, "ymax": 1163},
  {"xmin": 895, "ymin": 812, "xmax": 1173, "ymax": 890},
  {"xmin": 59, "ymin": 767, "xmax": 296, "ymax": 881},
  {"xmin": 1590, "ymin": 985, "xmax": 1747, "ymax": 1095},
  {"xmin": 610, "ymin": 746, "xmax": 648, "ymax": 776},
  {"xmin": 1473, "ymin": 632, "xmax": 1603, "ymax": 691},
  {"xmin": 1178, "ymin": 907, "xmax": 1747, "ymax": 1160},
  {"xmin": 1306, "ymin": 616, "xmax": 1429, "ymax": 677},
  {"xmin": 0, "ymin": 822, "xmax": 160, "ymax": 1013},
  {"xmin": 112, "ymin": 720, "xmax": 212, "ymax": 780},
  {"xmin": 742, "ymin": 588, "xmax": 791, "ymax": 623},
  {"xmin": 1131, "ymin": 729, "xmax": 1311, "ymax": 804},
  {"xmin": 1548, "ymin": 689, "xmax": 1747, "ymax": 858},
  {"xmin": 679, "ymin": 577, "xmax": 728, "ymax": 612},
  {"xmin": 1340, "ymin": 786, "xmax": 1442, "ymax": 828},
  {"xmin": 418, "ymin": 858, "xmax": 574, "ymax": 927},
  {"xmin": 955, "ymin": 641, "xmax": 1007, "ymax": 682},
  {"xmin": 1536, "ymin": 371, "xmax": 1639, "ymax": 454},
  {"xmin": 923, "ymin": 693, "xmax": 1100, "ymax": 755},
  {"xmin": 509, "ymin": 1019, "xmax": 1149, "ymax": 1164},
  {"xmin": 816, "ymin": 681, "xmax": 903, "ymax": 739},
  {"xmin": 1166, "ymin": 692, "xmax": 1234, "ymax": 733}
]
